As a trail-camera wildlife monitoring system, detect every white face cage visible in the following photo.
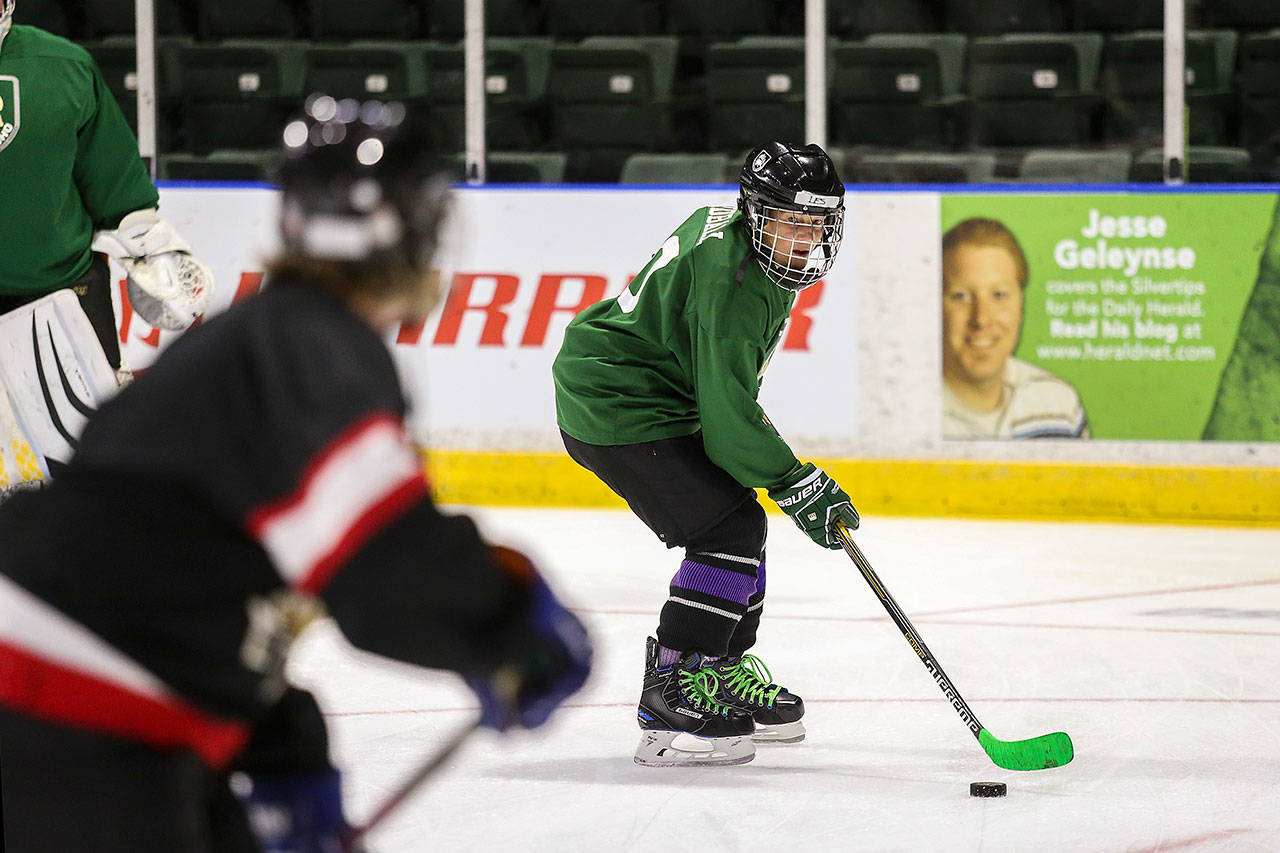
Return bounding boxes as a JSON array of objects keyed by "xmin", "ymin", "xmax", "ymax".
[
  {"xmin": 1, "ymin": 0, "xmax": 12, "ymax": 23},
  {"xmin": 745, "ymin": 200, "xmax": 845, "ymax": 291}
]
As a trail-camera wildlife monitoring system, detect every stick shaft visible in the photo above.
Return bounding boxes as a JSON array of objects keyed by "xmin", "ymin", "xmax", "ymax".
[
  {"xmin": 833, "ymin": 522, "xmax": 985, "ymax": 742},
  {"xmin": 343, "ymin": 719, "xmax": 480, "ymax": 850}
]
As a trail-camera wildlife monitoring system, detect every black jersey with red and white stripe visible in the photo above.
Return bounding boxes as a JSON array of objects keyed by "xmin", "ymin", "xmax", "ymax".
[{"xmin": 0, "ymin": 279, "xmax": 530, "ymax": 768}]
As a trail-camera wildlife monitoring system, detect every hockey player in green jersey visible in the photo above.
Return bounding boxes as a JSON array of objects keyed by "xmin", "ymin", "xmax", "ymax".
[
  {"xmin": 553, "ymin": 141, "xmax": 860, "ymax": 767},
  {"xmin": 0, "ymin": 1, "xmax": 213, "ymax": 493}
]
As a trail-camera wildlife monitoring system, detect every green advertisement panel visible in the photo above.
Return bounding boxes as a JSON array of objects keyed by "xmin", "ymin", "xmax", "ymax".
[{"xmin": 940, "ymin": 193, "xmax": 1280, "ymax": 441}]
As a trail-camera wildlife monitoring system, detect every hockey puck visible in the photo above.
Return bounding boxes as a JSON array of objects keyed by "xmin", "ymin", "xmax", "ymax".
[{"xmin": 970, "ymin": 782, "xmax": 1007, "ymax": 798}]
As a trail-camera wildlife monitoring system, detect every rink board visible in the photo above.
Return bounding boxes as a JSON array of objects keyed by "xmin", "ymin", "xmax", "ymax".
[
  {"xmin": 117, "ymin": 183, "xmax": 1280, "ymax": 525},
  {"xmin": 423, "ymin": 449, "xmax": 1280, "ymax": 526}
]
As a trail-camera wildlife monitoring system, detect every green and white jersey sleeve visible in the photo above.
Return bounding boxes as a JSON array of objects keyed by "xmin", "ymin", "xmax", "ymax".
[
  {"xmin": 0, "ymin": 25, "xmax": 158, "ymax": 296},
  {"xmin": 553, "ymin": 205, "xmax": 803, "ymax": 490}
]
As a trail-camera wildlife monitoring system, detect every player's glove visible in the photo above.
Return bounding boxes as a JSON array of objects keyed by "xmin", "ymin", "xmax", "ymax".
[
  {"xmin": 231, "ymin": 687, "xmax": 355, "ymax": 853},
  {"xmin": 94, "ymin": 208, "xmax": 215, "ymax": 331},
  {"xmin": 466, "ymin": 546, "xmax": 593, "ymax": 732},
  {"xmin": 768, "ymin": 462, "xmax": 860, "ymax": 550},
  {"xmin": 236, "ymin": 769, "xmax": 356, "ymax": 853}
]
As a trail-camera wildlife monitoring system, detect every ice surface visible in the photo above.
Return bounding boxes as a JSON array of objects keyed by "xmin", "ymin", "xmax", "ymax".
[{"xmin": 288, "ymin": 509, "xmax": 1280, "ymax": 852}]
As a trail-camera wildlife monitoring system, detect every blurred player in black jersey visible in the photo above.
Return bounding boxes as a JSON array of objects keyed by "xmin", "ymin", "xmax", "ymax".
[{"xmin": 0, "ymin": 95, "xmax": 592, "ymax": 852}]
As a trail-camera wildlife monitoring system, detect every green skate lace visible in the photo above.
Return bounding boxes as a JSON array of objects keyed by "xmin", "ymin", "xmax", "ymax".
[
  {"xmin": 679, "ymin": 667, "xmax": 734, "ymax": 716},
  {"xmin": 721, "ymin": 655, "xmax": 783, "ymax": 708}
]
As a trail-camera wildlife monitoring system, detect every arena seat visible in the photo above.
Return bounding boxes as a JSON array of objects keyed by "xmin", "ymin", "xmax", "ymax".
[
  {"xmin": 1129, "ymin": 146, "xmax": 1254, "ymax": 182},
  {"xmin": 830, "ymin": 33, "xmax": 966, "ymax": 149},
  {"xmin": 1238, "ymin": 30, "xmax": 1280, "ymax": 157},
  {"xmin": 1017, "ymin": 148, "xmax": 1133, "ymax": 182},
  {"xmin": 706, "ymin": 37, "xmax": 805, "ymax": 151},
  {"xmin": 1101, "ymin": 30, "xmax": 1238, "ymax": 146},
  {"xmin": 546, "ymin": 36, "xmax": 677, "ymax": 150},
  {"xmin": 161, "ymin": 150, "xmax": 279, "ymax": 182},
  {"xmin": 620, "ymin": 152, "xmax": 732, "ymax": 183},
  {"xmin": 967, "ymin": 33, "xmax": 1103, "ymax": 146},
  {"xmin": 847, "ymin": 151, "xmax": 998, "ymax": 183},
  {"xmin": 175, "ymin": 40, "xmax": 305, "ymax": 155},
  {"xmin": 419, "ymin": 37, "xmax": 550, "ymax": 150},
  {"xmin": 449, "ymin": 151, "xmax": 569, "ymax": 183}
]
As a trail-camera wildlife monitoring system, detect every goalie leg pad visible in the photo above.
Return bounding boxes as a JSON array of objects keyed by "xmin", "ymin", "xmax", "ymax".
[
  {"xmin": 0, "ymin": 290, "xmax": 122, "ymax": 480},
  {"xmin": 0, "ymin": 381, "xmax": 45, "ymax": 497}
]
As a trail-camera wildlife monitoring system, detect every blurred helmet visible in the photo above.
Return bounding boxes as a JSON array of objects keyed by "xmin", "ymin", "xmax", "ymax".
[
  {"xmin": 738, "ymin": 142, "xmax": 846, "ymax": 291},
  {"xmin": 278, "ymin": 94, "xmax": 449, "ymax": 275}
]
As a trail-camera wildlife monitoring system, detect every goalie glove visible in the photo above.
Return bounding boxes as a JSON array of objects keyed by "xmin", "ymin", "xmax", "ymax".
[
  {"xmin": 95, "ymin": 209, "xmax": 215, "ymax": 331},
  {"xmin": 768, "ymin": 462, "xmax": 860, "ymax": 549}
]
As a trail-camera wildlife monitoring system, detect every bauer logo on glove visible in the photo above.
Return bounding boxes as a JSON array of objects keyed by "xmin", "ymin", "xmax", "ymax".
[
  {"xmin": 95, "ymin": 209, "xmax": 216, "ymax": 331},
  {"xmin": 768, "ymin": 462, "xmax": 860, "ymax": 549}
]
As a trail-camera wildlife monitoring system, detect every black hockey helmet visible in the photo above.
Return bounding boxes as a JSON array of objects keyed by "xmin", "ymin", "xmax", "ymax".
[
  {"xmin": 277, "ymin": 94, "xmax": 449, "ymax": 274},
  {"xmin": 738, "ymin": 142, "xmax": 846, "ymax": 291}
]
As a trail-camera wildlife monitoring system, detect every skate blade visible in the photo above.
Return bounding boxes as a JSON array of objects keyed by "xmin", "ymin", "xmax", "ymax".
[
  {"xmin": 633, "ymin": 730, "xmax": 756, "ymax": 767},
  {"xmin": 751, "ymin": 720, "xmax": 806, "ymax": 744}
]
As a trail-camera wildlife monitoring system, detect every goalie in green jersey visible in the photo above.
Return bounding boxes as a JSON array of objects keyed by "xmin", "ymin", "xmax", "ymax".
[
  {"xmin": 553, "ymin": 141, "xmax": 860, "ymax": 767},
  {"xmin": 0, "ymin": 1, "xmax": 214, "ymax": 495}
]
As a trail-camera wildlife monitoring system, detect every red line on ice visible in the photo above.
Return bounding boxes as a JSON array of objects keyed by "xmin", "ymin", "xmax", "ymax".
[
  {"xmin": 571, "ymin": 576, "xmax": 1280, "ymax": 629},
  {"xmin": 1129, "ymin": 827, "xmax": 1252, "ymax": 852},
  {"xmin": 324, "ymin": 696, "xmax": 1280, "ymax": 718},
  {"xmin": 922, "ymin": 618, "xmax": 1280, "ymax": 638},
  {"xmin": 913, "ymin": 577, "xmax": 1280, "ymax": 617}
]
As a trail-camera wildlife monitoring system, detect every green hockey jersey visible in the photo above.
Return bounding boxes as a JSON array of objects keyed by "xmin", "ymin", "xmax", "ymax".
[
  {"xmin": 553, "ymin": 205, "xmax": 803, "ymax": 490},
  {"xmin": 0, "ymin": 25, "xmax": 158, "ymax": 296}
]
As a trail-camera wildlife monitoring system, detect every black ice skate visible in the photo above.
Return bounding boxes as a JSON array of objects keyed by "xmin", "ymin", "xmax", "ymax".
[
  {"xmin": 710, "ymin": 653, "xmax": 806, "ymax": 743},
  {"xmin": 634, "ymin": 637, "xmax": 756, "ymax": 767}
]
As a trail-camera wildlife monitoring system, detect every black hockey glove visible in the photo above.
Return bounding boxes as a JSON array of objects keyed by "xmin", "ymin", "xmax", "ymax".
[
  {"xmin": 467, "ymin": 547, "xmax": 593, "ymax": 731},
  {"xmin": 768, "ymin": 463, "xmax": 860, "ymax": 550}
]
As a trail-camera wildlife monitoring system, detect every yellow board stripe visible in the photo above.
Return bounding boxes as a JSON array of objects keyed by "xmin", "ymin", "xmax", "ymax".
[{"xmin": 422, "ymin": 450, "xmax": 1280, "ymax": 527}]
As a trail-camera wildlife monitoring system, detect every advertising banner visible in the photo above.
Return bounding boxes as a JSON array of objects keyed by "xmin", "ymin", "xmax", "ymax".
[
  {"xmin": 940, "ymin": 194, "xmax": 1279, "ymax": 441},
  {"xmin": 121, "ymin": 186, "xmax": 860, "ymax": 450}
]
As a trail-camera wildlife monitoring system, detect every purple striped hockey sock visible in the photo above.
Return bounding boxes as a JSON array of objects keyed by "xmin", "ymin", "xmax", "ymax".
[
  {"xmin": 728, "ymin": 555, "xmax": 767, "ymax": 656},
  {"xmin": 656, "ymin": 644, "xmax": 682, "ymax": 668},
  {"xmin": 656, "ymin": 553, "xmax": 760, "ymax": 658}
]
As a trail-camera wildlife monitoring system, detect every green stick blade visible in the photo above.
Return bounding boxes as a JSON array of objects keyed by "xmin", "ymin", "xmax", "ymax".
[{"xmin": 978, "ymin": 728, "xmax": 1074, "ymax": 771}]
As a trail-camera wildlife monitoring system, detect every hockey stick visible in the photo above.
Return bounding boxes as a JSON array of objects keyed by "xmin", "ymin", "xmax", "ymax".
[
  {"xmin": 342, "ymin": 718, "xmax": 482, "ymax": 851},
  {"xmin": 833, "ymin": 521, "xmax": 1074, "ymax": 771}
]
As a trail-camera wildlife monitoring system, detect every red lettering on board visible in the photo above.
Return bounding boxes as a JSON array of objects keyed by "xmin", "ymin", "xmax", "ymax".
[
  {"xmin": 432, "ymin": 273, "xmax": 520, "ymax": 346},
  {"xmin": 116, "ymin": 278, "xmax": 162, "ymax": 347},
  {"xmin": 782, "ymin": 279, "xmax": 823, "ymax": 351},
  {"xmin": 116, "ymin": 278, "xmax": 134, "ymax": 344},
  {"xmin": 520, "ymin": 274, "xmax": 609, "ymax": 347},
  {"xmin": 232, "ymin": 272, "xmax": 265, "ymax": 304}
]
